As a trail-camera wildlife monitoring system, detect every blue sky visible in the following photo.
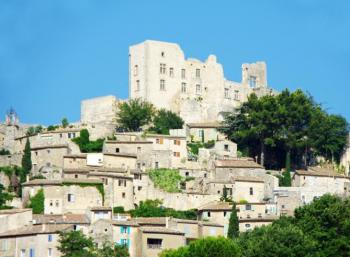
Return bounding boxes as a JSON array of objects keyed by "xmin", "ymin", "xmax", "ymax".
[{"xmin": 0, "ymin": 0, "xmax": 349, "ymax": 125}]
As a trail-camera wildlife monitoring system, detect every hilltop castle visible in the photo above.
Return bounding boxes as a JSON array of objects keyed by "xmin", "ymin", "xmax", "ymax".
[{"xmin": 129, "ymin": 40, "xmax": 276, "ymax": 123}]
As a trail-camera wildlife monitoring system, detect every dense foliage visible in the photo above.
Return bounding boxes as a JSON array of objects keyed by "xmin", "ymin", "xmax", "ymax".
[
  {"xmin": 227, "ymin": 202, "xmax": 239, "ymax": 239},
  {"xmin": 21, "ymin": 139, "xmax": 32, "ymax": 174},
  {"xmin": 26, "ymin": 125, "xmax": 43, "ymax": 136},
  {"xmin": 150, "ymin": 109, "xmax": 184, "ymax": 135},
  {"xmin": 0, "ymin": 165, "xmax": 25, "ymax": 195},
  {"xmin": 129, "ymin": 199, "xmax": 197, "ymax": 220},
  {"xmin": 117, "ymin": 98, "xmax": 155, "ymax": 132},
  {"xmin": 27, "ymin": 189, "xmax": 44, "ymax": 214},
  {"xmin": 161, "ymin": 194, "xmax": 350, "ymax": 257},
  {"xmin": 0, "ymin": 183, "xmax": 13, "ymax": 209},
  {"xmin": 149, "ymin": 168, "xmax": 183, "ymax": 193},
  {"xmin": 187, "ymin": 140, "xmax": 215, "ymax": 155},
  {"xmin": 222, "ymin": 89, "xmax": 349, "ymax": 170},
  {"xmin": 59, "ymin": 230, "xmax": 129, "ymax": 257},
  {"xmin": 0, "ymin": 149, "xmax": 11, "ymax": 155},
  {"xmin": 62, "ymin": 117, "xmax": 69, "ymax": 128},
  {"xmin": 160, "ymin": 237, "xmax": 241, "ymax": 257},
  {"xmin": 72, "ymin": 129, "xmax": 104, "ymax": 153}
]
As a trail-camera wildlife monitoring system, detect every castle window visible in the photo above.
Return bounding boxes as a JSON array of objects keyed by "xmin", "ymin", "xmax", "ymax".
[
  {"xmin": 160, "ymin": 80, "xmax": 165, "ymax": 91},
  {"xmin": 181, "ymin": 83, "xmax": 186, "ymax": 93},
  {"xmin": 181, "ymin": 69, "xmax": 186, "ymax": 79},
  {"xmin": 196, "ymin": 84, "xmax": 201, "ymax": 94},
  {"xmin": 224, "ymin": 88, "xmax": 229, "ymax": 99},
  {"xmin": 136, "ymin": 80, "xmax": 140, "ymax": 91},
  {"xmin": 160, "ymin": 63, "xmax": 166, "ymax": 74},
  {"xmin": 134, "ymin": 65, "xmax": 138, "ymax": 76},
  {"xmin": 196, "ymin": 69, "xmax": 200, "ymax": 78},
  {"xmin": 169, "ymin": 68, "xmax": 174, "ymax": 77},
  {"xmin": 249, "ymin": 76, "xmax": 257, "ymax": 87},
  {"xmin": 234, "ymin": 90, "xmax": 239, "ymax": 100}
]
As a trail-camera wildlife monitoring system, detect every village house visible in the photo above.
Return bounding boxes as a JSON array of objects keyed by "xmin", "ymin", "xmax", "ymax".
[{"xmin": 186, "ymin": 122, "xmax": 224, "ymax": 143}]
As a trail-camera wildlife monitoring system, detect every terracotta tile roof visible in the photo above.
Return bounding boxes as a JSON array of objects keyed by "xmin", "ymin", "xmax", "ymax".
[
  {"xmin": 63, "ymin": 154, "xmax": 87, "ymax": 159},
  {"xmin": 140, "ymin": 226, "xmax": 185, "ymax": 235},
  {"xmin": 186, "ymin": 122, "xmax": 222, "ymax": 128},
  {"xmin": 295, "ymin": 167, "xmax": 349, "ymax": 179},
  {"xmin": 214, "ymin": 159, "xmax": 263, "ymax": 168},
  {"xmin": 0, "ymin": 224, "xmax": 73, "ymax": 238},
  {"xmin": 105, "ymin": 140, "xmax": 152, "ymax": 144},
  {"xmin": 23, "ymin": 178, "xmax": 103, "ymax": 186},
  {"xmin": 30, "ymin": 144, "xmax": 68, "ymax": 151},
  {"xmin": 33, "ymin": 214, "xmax": 90, "ymax": 224},
  {"xmin": 0, "ymin": 208, "xmax": 31, "ymax": 215},
  {"xmin": 103, "ymin": 153, "xmax": 137, "ymax": 158}
]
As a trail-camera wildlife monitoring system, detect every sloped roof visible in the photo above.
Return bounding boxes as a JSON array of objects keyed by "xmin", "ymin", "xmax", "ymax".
[
  {"xmin": 0, "ymin": 224, "xmax": 72, "ymax": 238},
  {"xmin": 214, "ymin": 159, "xmax": 263, "ymax": 168},
  {"xmin": 295, "ymin": 167, "xmax": 349, "ymax": 179},
  {"xmin": 33, "ymin": 214, "xmax": 90, "ymax": 224},
  {"xmin": 140, "ymin": 226, "xmax": 185, "ymax": 235},
  {"xmin": 186, "ymin": 122, "xmax": 222, "ymax": 128}
]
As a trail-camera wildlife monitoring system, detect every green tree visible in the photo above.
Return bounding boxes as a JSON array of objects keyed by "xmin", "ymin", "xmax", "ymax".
[
  {"xmin": 0, "ymin": 184, "xmax": 13, "ymax": 209},
  {"xmin": 27, "ymin": 189, "xmax": 44, "ymax": 214},
  {"xmin": 72, "ymin": 129, "xmax": 104, "ymax": 153},
  {"xmin": 62, "ymin": 117, "xmax": 69, "ymax": 128},
  {"xmin": 238, "ymin": 220, "xmax": 317, "ymax": 257},
  {"xmin": 160, "ymin": 237, "xmax": 241, "ymax": 257},
  {"xmin": 58, "ymin": 230, "xmax": 96, "ymax": 257},
  {"xmin": 294, "ymin": 194, "xmax": 350, "ymax": 256},
  {"xmin": 227, "ymin": 202, "xmax": 239, "ymax": 239},
  {"xmin": 96, "ymin": 243, "xmax": 129, "ymax": 257},
  {"xmin": 21, "ymin": 139, "xmax": 32, "ymax": 175},
  {"xmin": 117, "ymin": 99, "xmax": 155, "ymax": 131},
  {"xmin": 26, "ymin": 127, "xmax": 36, "ymax": 136},
  {"xmin": 151, "ymin": 109, "xmax": 184, "ymax": 135},
  {"xmin": 0, "ymin": 149, "xmax": 11, "ymax": 155}
]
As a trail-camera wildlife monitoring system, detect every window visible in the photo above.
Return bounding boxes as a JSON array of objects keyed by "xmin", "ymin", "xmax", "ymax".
[
  {"xmin": 161, "ymin": 51, "xmax": 165, "ymax": 57},
  {"xmin": 160, "ymin": 63, "xmax": 166, "ymax": 74},
  {"xmin": 136, "ymin": 80, "xmax": 140, "ymax": 91},
  {"xmin": 30, "ymin": 248, "xmax": 35, "ymax": 257},
  {"xmin": 121, "ymin": 226, "xmax": 128, "ymax": 234},
  {"xmin": 249, "ymin": 76, "xmax": 257, "ymax": 87},
  {"xmin": 35, "ymin": 151, "xmax": 38, "ymax": 156},
  {"xmin": 137, "ymin": 147, "xmax": 141, "ymax": 153},
  {"xmin": 185, "ymin": 172, "xmax": 189, "ymax": 176},
  {"xmin": 155, "ymin": 162, "xmax": 159, "ymax": 169},
  {"xmin": 224, "ymin": 144, "xmax": 229, "ymax": 151},
  {"xmin": 50, "ymin": 200, "xmax": 53, "ymax": 206},
  {"xmin": 116, "ymin": 148, "xmax": 120, "ymax": 153},
  {"xmin": 234, "ymin": 90, "xmax": 239, "ymax": 100},
  {"xmin": 134, "ymin": 65, "xmax": 138, "ymax": 76},
  {"xmin": 224, "ymin": 88, "xmax": 229, "ymax": 98},
  {"xmin": 196, "ymin": 69, "xmax": 200, "ymax": 78},
  {"xmin": 196, "ymin": 84, "xmax": 201, "ymax": 94},
  {"xmin": 224, "ymin": 211, "xmax": 227, "ymax": 217},
  {"xmin": 249, "ymin": 187, "xmax": 253, "ymax": 195},
  {"xmin": 156, "ymin": 138, "xmax": 164, "ymax": 144},
  {"xmin": 20, "ymin": 249, "xmax": 26, "ymax": 257},
  {"xmin": 169, "ymin": 67, "xmax": 174, "ymax": 77},
  {"xmin": 118, "ymin": 180, "xmax": 127, "ymax": 187},
  {"xmin": 174, "ymin": 140, "xmax": 181, "ymax": 145},
  {"xmin": 1, "ymin": 240, "xmax": 8, "ymax": 251},
  {"xmin": 137, "ymin": 163, "xmax": 141, "ymax": 169},
  {"xmin": 181, "ymin": 82, "xmax": 186, "ymax": 93},
  {"xmin": 147, "ymin": 238, "xmax": 162, "ymax": 249},
  {"xmin": 48, "ymin": 234, "xmax": 53, "ymax": 242},
  {"xmin": 198, "ymin": 129, "xmax": 204, "ymax": 138},
  {"xmin": 68, "ymin": 193, "xmax": 75, "ymax": 202},
  {"xmin": 121, "ymin": 238, "xmax": 128, "ymax": 246},
  {"xmin": 160, "ymin": 79, "xmax": 165, "ymax": 91},
  {"xmin": 245, "ymin": 224, "xmax": 251, "ymax": 228},
  {"xmin": 181, "ymin": 69, "xmax": 186, "ymax": 79},
  {"xmin": 122, "ymin": 192, "xmax": 126, "ymax": 198},
  {"xmin": 60, "ymin": 133, "xmax": 63, "ymax": 138},
  {"xmin": 173, "ymin": 152, "xmax": 180, "ymax": 157},
  {"xmin": 245, "ymin": 204, "xmax": 252, "ymax": 211},
  {"xmin": 47, "ymin": 149, "xmax": 51, "ymax": 154},
  {"xmin": 74, "ymin": 174, "xmax": 78, "ymax": 179},
  {"xmin": 55, "ymin": 200, "xmax": 59, "ymax": 207},
  {"xmin": 138, "ymin": 186, "xmax": 142, "ymax": 191},
  {"xmin": 207, "ymin": 211, "xmax": 211, "ymax": 217}
]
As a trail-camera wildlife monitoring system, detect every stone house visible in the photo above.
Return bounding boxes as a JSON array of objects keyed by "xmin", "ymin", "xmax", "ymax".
[
  {"xmin": 0, "ymin": 223, "xmax": 72, "ymax": 257},
  {"xmin": 186, "ymin": 122, "xmax": 224, "ymax": 143},
  {"xmin": 213, "ymin": 158, "xmax": 265, "ymax": 179},
  {"xmin": 22, "ymin": 178, "xmax": 104, "ymax": 215},
  {"xmin": 0, "ymin": 209, "xmax": 33, "ymax": 234}
]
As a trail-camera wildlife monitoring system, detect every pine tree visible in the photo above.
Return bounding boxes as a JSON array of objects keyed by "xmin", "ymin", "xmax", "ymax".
[
  {"xmin": 227, "ymin": 202, "xmax": 239, "ymax": 239},
  {"xmin": 21, "ymin": 139, "xmax": 32, "ymax": 175}
]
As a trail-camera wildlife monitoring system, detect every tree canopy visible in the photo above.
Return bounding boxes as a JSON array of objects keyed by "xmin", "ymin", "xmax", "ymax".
[
  {"xmin": 222, "ymin": 89, "xmax": 349, "ymax": 170},
  {"xmin": 21, "ymin": 139, "xmax": 32, "ymax": 174},
  {"xmin": 151, "ymin": 109, "xmax": 184, "ymax": 135},
  {"xmin": 72, "ymin": 129, "xmax": 104, "ymax": 153},
  {"xmin": 117, "ymin": 98, "xmax": 155, "ymax": 132},
  {"xmin": 227, "ymin": 202, "xmax": 239, "ymax": 239}
]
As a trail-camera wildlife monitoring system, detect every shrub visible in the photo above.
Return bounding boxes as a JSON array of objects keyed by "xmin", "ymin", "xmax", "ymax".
[
  {"xmin": 149, "ymin": 169, "xmax": 183, "ymax": 193},
  {"xmin": 27, "ymin": 189, "xmax": 44, "ymax": 214}
]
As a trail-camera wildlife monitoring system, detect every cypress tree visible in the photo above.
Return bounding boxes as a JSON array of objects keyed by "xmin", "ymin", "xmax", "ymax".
[
  {"xmin": 21, "ymin": 139, "xmax": 32, "ymax": 175},
  {"xmin": 227, "ymin": 202, "xmax": 239, "ymax": 239}
]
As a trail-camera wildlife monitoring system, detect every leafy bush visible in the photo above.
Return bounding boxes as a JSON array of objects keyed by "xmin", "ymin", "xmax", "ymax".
[
  {"xmin": 72, "ymin": 129, "xmax": 104, "ymax": 153},
  {"xmin": 27, "ymin": 189, "xmax": 44, "ymax": 214},
  {"xmin": 0, "ymin": 149, "xmax": 11, "ymax": 155},
  {"xmin": 187, "ymin": 140, "xmax": 216, "ymax": 155},
  {"xmin": 113, "ymin": 206, "xmax": 125, "ymax": 213},
  {"xmin": 129, "ymin": 199, "xmax": 197, "ymax": 220},
  {"xmin": 149, "ymin": 109, "xmax": 184, "ymax": 135},
  {"xmin": 149, "ymin": 169, "xmax": 183, "ymax": 193},
  {"xmin": 47, "ymin": 125, "xmax": 59, "ymax": 131}
]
